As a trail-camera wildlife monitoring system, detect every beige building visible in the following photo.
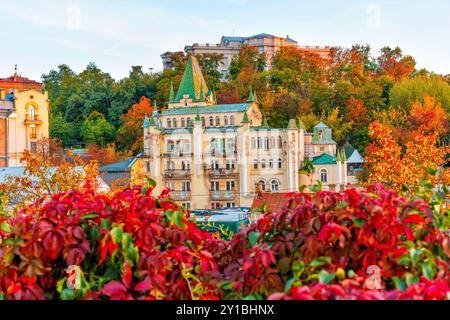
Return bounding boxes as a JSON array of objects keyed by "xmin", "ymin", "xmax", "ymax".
[
  {"xmin": 139, "ymin": 56, "xmax": 354, "ymax": 210},
  {"xmin": 0, "ymin": 69, "xmax": 49, "ymax": 167},
  {"xmin": 162, "ymin": 33, "xmax": 331, "ymax": 77}
]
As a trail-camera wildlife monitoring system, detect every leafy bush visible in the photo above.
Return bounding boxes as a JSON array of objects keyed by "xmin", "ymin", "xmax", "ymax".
[{"xmin": 0, "ymin": 183, "xmax": 448, "ymax": 300}]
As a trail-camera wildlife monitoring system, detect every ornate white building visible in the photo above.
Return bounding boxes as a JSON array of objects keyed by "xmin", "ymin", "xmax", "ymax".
[{"xmin": 139, "ymin": 56, "xmax": 357, "ymax": 210}]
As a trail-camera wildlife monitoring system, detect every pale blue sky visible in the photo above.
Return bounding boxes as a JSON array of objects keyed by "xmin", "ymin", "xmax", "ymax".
[{"xmin": 0, "ymin": 0, "xmax": 449, "ymax": 80}]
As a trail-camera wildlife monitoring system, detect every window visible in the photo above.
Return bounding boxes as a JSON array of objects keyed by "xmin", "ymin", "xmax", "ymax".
[
  {"xmin": 167, "ymin": 140, "xmax": 175, "ymax": 152},
  {"xmin": 226, "ymin": 138, "xmax": 235, "ymax": 153},
  {"xmin": 264, "ymin": 137, "xmax": 269, "ymax": 150},
  {"xmin": 182, "ymin": 203, "xmax": 191, "ymax": 209},
  {"xmin": 257, "ymin": 137, "xmax": 262, "ymax": 149},
  {"xmin": 182, "ymin": 140, "xmax": 191, "ymax": 153},
  {"xmin": 278, "ymin": 158, "xmax": 282, "ymax": 169},
  {"xmin": 182, "ymin": 161, "xmax": 190, "ymax": 171},
  {"xmin": 257, "ymin": 180, "xmax": 266, "ymax": 191},
  {"xmin": 182, "ymin": 181, "xmax": 191, "ymax": 191},
  {"xmin": 320, "ymin": 169, "xmax": 328, "ymax": 183},
  {"xmin": 318, "ymin": 130, "xmax": 324, "ymax": 140},
  {"xmin": 224, "ymin": 116, "xmax": 228, "ymax": 126},
  {"xmin": 230, "ymin": 115, "xmax": 235, "ymax": 126},
  {"xmin": 167, "ymin": 119, "xmax": 171, "ymax": 128},
  {"xmin": 253, "ymin": 159, "xmax": 258, "ymax": 169},
  {"xmin": 261, "ymin": 159, "xmax": 267, "ymax": 169},
  {"xmin": 28, "ymin": 105, "xmax": 36, "ymax": 120},
  {"xmin": 226, "ymin": 202, "xmax": 236, "ymax": 208},
  {"xmin": 181, "ymin": 118, "xmax": 185, "ymax": 127},
  {"xmin": 166, "ymin": 160, "xmax": 175, "ymax": 170},
  {"xmin": 146, "ymin": 161, "xmax": 151, "ymax": 172},
  {"xmin": 226, "ymin": 181, "xmax": 235, "ymax": 191},
  {"xmin": 251, "ymin": 137, "xmax": 256, "ymax": 149},
  {"xmin": 201, "ymin": 117, "xmax": 206, "ymax": 126},
  {"xmin": 186, "ymin": 117, "xmax": 192, "ymax": 127},
  {"xmin": 30, "ymin": 126, "xmax": 37, "ymax": 140},
  {"xmin": 211, "ymin": 138, "xmax": 219, "ymax": 153},
  {"xmin": 212, "ymin": 160, "xmax": 219, "ymax": 170},
  {"xmin": 172, "ymin": 118, "xmax": 177, "ymax": 128},
  {"xmin": 271, "ymin": 180, "xmax": 280, "ymax": 192},
  {"xmin": 215, "ymin": 116, "xmax": 220, "ymax": 126},
  {"xmin": 211, "ymin": 181, "xmax": 220, "ymax": 191},
  {"xmin": 278, "ymin": 136, "xmax": 282, "ymax": 148},
  {"xmin": 269, "ymin": 159, "xmax": 274, "ymax": 169},
  {"xmin": 226, "ymin": 160, "xmax": 235, "ymax": 170},
  {"xmin": 209, "ymin": 116, "xmax": 214, "ymax": 126}
]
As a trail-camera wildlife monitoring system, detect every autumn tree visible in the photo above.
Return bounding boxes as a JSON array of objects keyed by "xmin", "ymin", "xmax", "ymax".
[
  {"xmin": 364, "ymin": 120, "xmax": 447, "ymax": 191},
  {"xmin": 197, "ymin": 53, "xmax": 224, "ymax": 89},
  {"xmin": 376, "ymin": 46, "xmax": 416, "ymax": 81},
  {"xmin": 116, "ymin": 96, "xmax": 154, "ymax": 152},
  {"xmin": 408, "ymin": 96, "xmax": 448, "ymax": 137}
]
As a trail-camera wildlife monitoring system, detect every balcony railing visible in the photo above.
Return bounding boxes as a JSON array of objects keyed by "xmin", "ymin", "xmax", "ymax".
[
  {"xmin": 164, "ymin": 169, "xmax": 191, "ymax": 180},
  {"xmin": 205, "ymin": 167, "xmax": 238, "ymax": 178},
  {"xmin": 209, "ymin": 190, "xmax": 237, "ymax": 201},
  {"xmin": 24, "ymin": 114, "xmax": 43, "ymax": 125},
  {"xmin": 170, "ymin": 190, "xmax": 191, "ymax": 201},
  {"xmin": 161, "ymin": 152, "xmax": 193, "ymax": 158}
]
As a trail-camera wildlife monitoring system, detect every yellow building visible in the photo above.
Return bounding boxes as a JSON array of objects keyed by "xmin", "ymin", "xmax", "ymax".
[
  {"xmin": 0, "ymin": 69, "xmax": 49, "ymax": 167},
  {"xmin": 139, "ymin": 56, "xmax": 352, "ymax": 210}
]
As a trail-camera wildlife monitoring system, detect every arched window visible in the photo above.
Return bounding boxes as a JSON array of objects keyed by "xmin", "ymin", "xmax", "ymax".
[
  {"xmin": 251, "ymin": 137, "xmax": 256, "ymax": 149},
  {"xmin": 181, "ymin": 118, "xmax": 186, "ymax": 127},
  {"xmin": 264, "ymin": 137, "xmax": 269, "ymax": 150},
  {"xmin": 28, "ymin": 105, "xmax": 36, "ymax": 120},
  {"xmin": 269, "ymin": 159, "xmax": 274, "ymax": 168},
  {"xmin": 167, "ymin": 140, "xmax": 174, "ymax": 152},
  {"xmin": 320, "ymin": 168, "xmax": 328, "ymax": 183},
  {"xmin": 173, "ymin": 118, "xmax": 177, "ymax": 128},
  {"xmin": 201, "ymin": 117, "xmax": 206, "ymax": 126},
  {"xmin": 167, "ymin": 118, "xmax": 172, "ymax": 128},
  {"xmin": 257, "ymin": 180, "xmax": 266, "ymax": 191},
  {"xmin": 318, "ymin": 130, "xmax": 324, "ymax": 140},
  {"xmin": 270, "ymin": 180, "xmax": 279, "ymax": 192},
  {"xmin": 278, "ymin": 158, "xmax": 282, "ymax": 169},
  {"xmin": 209, "ymin": 116, "xmax": 214, "ymax": 126},
  {"xmin": 186, "ymin": 117, "xmax": 192, "ymax": 127},
  {"xmin": 261, "ymin": 159, "xmax": 267, "ymax": 169},
  {"xmin": 224, "ymin": 115, "xmax": 228, "ymax": 126},
  {"xmin": 230, "ymin": 115, "xmax": 235, "ymax": 126},
  {"xmin": 215, "ymin": 116, "xmax": 220, "ymax": 126},
  {"xmin": 253, "ymin": 159, "xmax": 258, "ymax": 169},
  {"xmin": 257, "ymin": 137, "xmax": 262, "ymax": 149}
]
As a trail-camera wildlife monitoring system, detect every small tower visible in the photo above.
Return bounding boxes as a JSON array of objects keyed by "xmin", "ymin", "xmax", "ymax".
[{"xmin": 142, "ymin": 114, "xmax": 151, "ymax": 157}]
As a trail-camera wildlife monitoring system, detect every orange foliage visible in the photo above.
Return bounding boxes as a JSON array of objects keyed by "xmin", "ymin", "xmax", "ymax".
[
  {"xmin": 408, "ymin": 96, "xmax": 448, "ymax": 137},
  {"xmin": 364, "ymin": 120, "xmax": 447, "ymax": 191},
  {"xmin": 345, "ymin": 96, "xmax": 370, "ymax": 129},
  {"xmin": 86, "ymin": 144, "xmax": 119, "ymax": 167}
]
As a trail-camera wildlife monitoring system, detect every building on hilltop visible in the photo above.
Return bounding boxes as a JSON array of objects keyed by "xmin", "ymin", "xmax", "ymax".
[
  {"xmin": 0, "ymin": 66, "xmax": 49, "ymax": 167},
  {"xmin": 136, "ymin": 56, "xmax": 355, "ymax": 210},
  {"xmin": 162, "ymin": 33, "xmax": 331, "ymax": 77}
]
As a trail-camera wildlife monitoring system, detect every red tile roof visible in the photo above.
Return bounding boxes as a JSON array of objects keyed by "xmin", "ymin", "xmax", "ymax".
[{"xmin": 250, "ymin": 192, "xmax": 295, "ymax": 213}]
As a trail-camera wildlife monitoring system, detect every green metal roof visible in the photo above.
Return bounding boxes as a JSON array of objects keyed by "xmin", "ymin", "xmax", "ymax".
[
  {"xmin": 312, "ymin": 153, "xmax": 337, "ymax": 165},
  {"xmin": 175, "ymin": 56, "xmax": 209, "ymax": 102},
  {"xmin": 343, "ymin": 140, "xmax": 356, "ymax": 159},
  {"xmin": 315, "ymin": 121, "xmax": 329, "ymax": 129},
  {"xmin": 160, "ymin": 103, "xmax": 251, "ymax": 116}
]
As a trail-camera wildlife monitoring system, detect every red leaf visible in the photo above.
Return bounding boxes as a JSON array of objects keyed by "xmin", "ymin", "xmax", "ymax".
[
  {"xmin": 122, "ymin": 261, "xmax": 132, "ymax": 289},
  {"xmin": 403, "ymin": 214, "xmax": 426, "ymax": 225},
  {"xmin": 102, "ymin": 281, "xmax": 126, "ymax": 296}
]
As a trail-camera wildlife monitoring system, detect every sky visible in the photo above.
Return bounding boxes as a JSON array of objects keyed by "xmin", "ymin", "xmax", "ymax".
[{"xmin": 0, "ymin": 0, "xmax": 449, "ymax": 80}]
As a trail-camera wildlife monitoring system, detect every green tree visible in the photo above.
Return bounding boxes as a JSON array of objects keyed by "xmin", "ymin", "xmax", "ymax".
[
  {"xmin": 197, "ymin": 53, "xmax": 224, "ymax": 89},
  {"xmin": 49, "ymin": 113, "xmax": 79, "ymax": 147},
  {"xmin": 81, "ymin": 111, "xmax": 116, "ymax": 147}
]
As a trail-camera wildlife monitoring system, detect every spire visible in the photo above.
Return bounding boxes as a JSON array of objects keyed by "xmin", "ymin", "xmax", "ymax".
[
  {"xmin": 340, "ymin": 148, "xmax": 347, "ymax": 161},
  {"xmin": 336, "ymin": 149, "xmax": 342, "ymax": 161},
  {"xmin": 174, "ymin": 56, "xmax": 209, "ymax": 102},
  {"xmin": 253, "ymin": 89, "xmax": 258, "ymax": 102},
  {"xmin": 247, "ymin": 88, "xmax": 256, "ymax": 102},
  {"xmin": 149, "ymin": 115, "xmax": 156, "ymax": 127},
  {"xmin": 169, "ymin": 79, "xmax": 174, "ymax": 103},
  {"xmin": 262, "ymin": 116, "xmax": 269, "ymax": 127},
  {"xmin": 195, "ymin": 107, "xmax": 201, "ymax": 122},
  {"xmin": 242, "ymin": 110, "xmax": 249, "ymax": 123},
  {"xmin": 288, "ymin": 119, "xmax": 297, "ymax": 129}
]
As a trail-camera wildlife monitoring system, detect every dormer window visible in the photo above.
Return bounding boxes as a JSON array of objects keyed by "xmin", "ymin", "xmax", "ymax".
[{"xmin": 318, "ymin": 130, "xmax": 324, "ymax": 140}]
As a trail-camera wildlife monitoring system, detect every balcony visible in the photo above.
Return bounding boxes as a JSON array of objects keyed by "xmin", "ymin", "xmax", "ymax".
[
  {"xmin": 161, "ymin": 151, "xmax": 193, "ymax": 158},
  {"xmin": 205, "ymin": 167, "xmax": 238, "ymax": 178},
  {"xmin": 170, "ymin": 190, "xmax": 191, "ymax": 201},
  {"xmin": 24, "ymin": 114, "xmax": 43, "ymax": 125},
  {"xmin": 164, "ymin": 169, "xmax": 191, "ymax": 180},
  {"xmin": 209, "ymin": 190, "xmax": 237, "ymax": 201}
]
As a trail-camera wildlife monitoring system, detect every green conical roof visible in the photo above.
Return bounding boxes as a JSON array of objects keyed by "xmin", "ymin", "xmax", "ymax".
[
  {"xmin": 262, "ymin": 117, "xmax": 269, "ymax": 127},
  {"xmin": 199, "ymin": 82, "xmax": 205, "ymax": 102},
  {"xmin": 336, "ymin": 149, "xmax": 342, "ymax": 161},
  {"xmin": 297, "ymin": 119, "xmax": 306, "ymax": 130},
  {"xmin": 242, "ymin": 110, "xmax": 249, "ymax": 123},
  {"xmin": 175, "ymin": 56, "xmax": 209, "ymax": 102},
  {"xmin": 149, "ymin": 116, "xmax": 156, "ymax": 127},
  {"xmin": 247, "ymin": 89, "xmax": 256, "ymax": 102}
]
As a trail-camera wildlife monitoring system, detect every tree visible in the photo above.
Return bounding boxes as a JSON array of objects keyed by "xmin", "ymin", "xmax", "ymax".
[
  {"xmin": 364, "ymin": 120, "xmax": 447, "ymax": 191},
  {"xmin": 116, "ymin": 96, "xmax": 154, "ymax": 153},
  {"xmin": 376, "ymin": 46, "xmax": 416, "ymax": 81},
  {"xmin": 81, "ymin": 111, "xmax": 116, "ymax": 148},
  {"xmin": 197, "ymin": 53, "xmax": 224, "ymax": 89},
  {"xmin": 49, "ymin": 113, "xmax": 78, "ymax": 148},
  {"xmin": 389, "ymin": 75, "xmax": 450, "ymax": 113},
  {"xmin": 408, "ymin": 96, "xmax": 448, "ymax": 137}
]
